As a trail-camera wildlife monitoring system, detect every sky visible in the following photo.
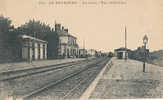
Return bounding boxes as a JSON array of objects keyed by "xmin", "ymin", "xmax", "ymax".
[{"xmin": 0, "ymin": 0, "xmax": 163, "ymax": 52}]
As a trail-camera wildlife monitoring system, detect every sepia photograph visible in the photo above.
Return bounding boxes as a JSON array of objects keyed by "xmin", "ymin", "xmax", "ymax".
[{"xmin": 0, "ymin": 0, "xmax": 163, "ymax": 100}]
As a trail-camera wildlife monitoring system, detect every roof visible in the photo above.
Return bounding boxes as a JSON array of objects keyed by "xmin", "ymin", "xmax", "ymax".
[
  {"xmin": 68, "ymin": 34, "xmax": 77, "ymax": 39},
  {"xmin": 20, "ymin": 35, "xmax": 48, "ymax": 43},
  {"xmin": 57, "ymin": 30, "xmax": 77, "ymax": 39},
  {"xmin": 79, "ymin": 49, "xmax": 87, "ymax": 51},
  {"xmin": 88, "ymin": 49, "xmax": 96, "ymax": 51}
]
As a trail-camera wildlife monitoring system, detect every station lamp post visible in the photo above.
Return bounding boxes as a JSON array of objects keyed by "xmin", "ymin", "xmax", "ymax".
[{"xmin": 143, "ymin": 34, "xmax": 148, "ymax": 72}]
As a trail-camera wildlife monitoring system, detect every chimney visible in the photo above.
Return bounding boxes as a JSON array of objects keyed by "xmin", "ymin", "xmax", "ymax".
[
  {"xmin": 55, "ymin": 24, "xmax": 61, "ymax": 32},
  {"xmin": 62, "ymin": 26, "xmax": 64, "ymax": 31}
]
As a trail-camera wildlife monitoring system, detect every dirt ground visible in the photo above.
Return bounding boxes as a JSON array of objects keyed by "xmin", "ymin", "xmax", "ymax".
[{"xmin": 90, "ymin": 58, "xmax": 163, "ymax": 99}]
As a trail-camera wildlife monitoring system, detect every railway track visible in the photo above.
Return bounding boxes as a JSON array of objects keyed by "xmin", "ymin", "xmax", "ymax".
[
  {"xmin": 23, "ymin": 57, "xmax": 110, "ymax": 100},
  {"xmin": 62, "ymin": 58, "xmax": 110, "ymax": 99},
  {"xmin": 0, "ymin": 58, "xmax": 97, "ymax": 81}
]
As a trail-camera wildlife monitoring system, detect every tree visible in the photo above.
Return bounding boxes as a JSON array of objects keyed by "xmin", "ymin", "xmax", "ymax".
[
  {"xmin": 17, "ymin": 19, "xmax": 52, "ymax": 40},
  {"xmin": 108, "ymin": 52, "xmax": 114, "ymax": 57},
  {"xmin": 0, "ymin": 16, "xmax": 12, "ymax": 47},
  {"xmin": 0, "ymin": 16, "xmax": 21, "ymax": 62}
]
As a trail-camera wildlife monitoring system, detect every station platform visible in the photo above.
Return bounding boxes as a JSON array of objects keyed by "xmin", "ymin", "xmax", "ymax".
[
  {"xmin": 80, "ymin": 57, "xmax": 163, "ymax": 99},
  {"xmin": 0, "ymin": 58, "xmax": 85, "ymax": 73}
]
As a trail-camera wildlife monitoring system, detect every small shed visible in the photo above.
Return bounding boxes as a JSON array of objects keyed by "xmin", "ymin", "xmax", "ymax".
[{"xmin": 114, "ymin": 47, "xmax": 131, "ymax": 59}]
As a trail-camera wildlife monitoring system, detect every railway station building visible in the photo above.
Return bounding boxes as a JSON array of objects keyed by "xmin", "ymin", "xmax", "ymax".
[
  {"xmin": 55, "ymin": 23, "xmax": 79, "ymax": 58},
  {"xmin": 20, "ymin": 34, "xmax": 48, "ymax": 61}
]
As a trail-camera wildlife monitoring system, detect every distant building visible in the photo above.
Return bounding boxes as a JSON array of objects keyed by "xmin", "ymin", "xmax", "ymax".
[
  {"xmin": 87, "ymin": 49, "xmax": 96, "ymax": 57},
  {"xmin": 114, "ymin": 47, "xmax": 132, "ymax": 59},
  {"xmin": 55, "ymin": 24, "xmax": 79, "ymax": 58},
  {"xmin": 79, "ymin": 49, "xmax": 87, "ymax": 58},
  {"xmin": 20, "ymin": 35, "xmax": 48, "ymax": 61},
  {"xmin": 95, "ymin": 51, "xmax": 102, "ymax": 57}
]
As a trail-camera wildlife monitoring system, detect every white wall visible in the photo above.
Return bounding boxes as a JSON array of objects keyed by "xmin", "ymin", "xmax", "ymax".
[
  {"xmin": 34, "ymin": 42, "xmax": 38, "ymax": 60},
  {"xmin": 40, "ymin": 44, "xmax": 43, "ymax": 59},
  {"xmin": 60, "ymin": 36, "xmax": 68, "ymax": 44}
]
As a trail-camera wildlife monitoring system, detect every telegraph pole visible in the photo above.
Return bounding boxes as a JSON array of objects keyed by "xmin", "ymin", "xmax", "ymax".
[
  {"xmin": 83, "ymin": 39, "xmax": 85, "ymax": 50},
  {"xmin": 83, "ymin": 39, "xmax": 86, "ymax": 57},
  {"xmin": 125, "ymin": 26, "xmax": 127, "ymax": 60}
]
